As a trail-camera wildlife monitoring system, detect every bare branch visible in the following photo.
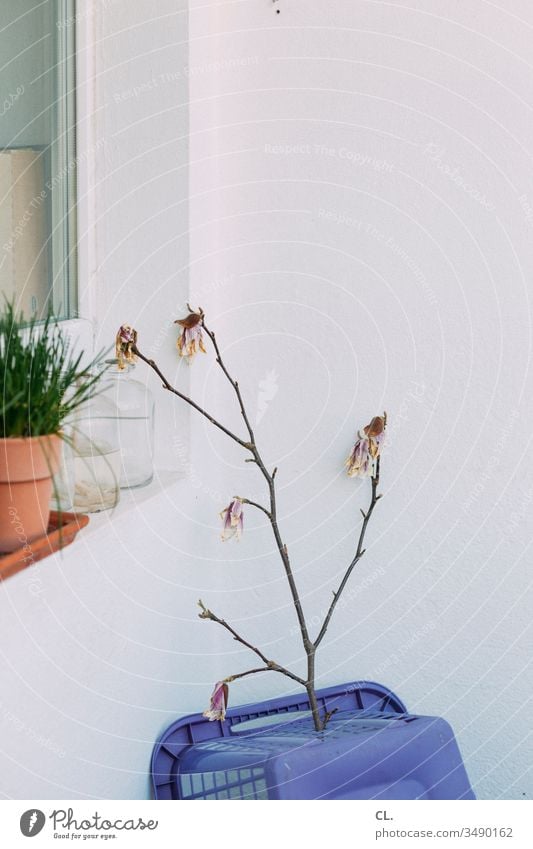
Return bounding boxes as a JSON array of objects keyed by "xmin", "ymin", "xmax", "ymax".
[
  {"xmin": 241, "ymin": 498, "xmax": 272, "ymax": 519},
  {"xmin": 224, "ymin": 667, "xmax": 272, "ymax": 682},
  {"xmin": 198, "ymin": 600, "xmax": 306, "ymax": 686},
  {"xmin": 198, "ymin": 321, "xmax": 320, "ymax": 723},
  {"xmin": 132, "ymin": 345, "xmax": 249, "ymax": 448},
  {"xmin": 202, "ymin": 322, "xmax": 257, "ymax": 447},
  {"xmin": 224, "ymin": 661, "xmax": 291, "ymax": 683},
  {"xmin": 200, "ymin": 323, "xmax": 313, "ymax": 654},
  {"xmin": 314, "ymin": 465, "xmax": 382, "ymax": 650},
  {"xmin": 135, "ymin": 314, "xmax": 386, "ymax": 733},
  {"xmin": 322, "ymin": 707, "xmax": 339, "ymax": 728}
]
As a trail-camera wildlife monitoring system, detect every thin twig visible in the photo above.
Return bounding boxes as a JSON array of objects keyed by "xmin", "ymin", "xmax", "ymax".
[
  {"xmin": 225, "ymin": 667, "xmax": 272, "ymax": 682},
  {"xmin": 198, "ymin": 601, "xmax": 306, "ymax": 686},
  {"xmin": 201, "ymin": 321, "xmax": 257, "ymax": 447},
  {"xmin": 132, "ymin": 333, "xmax": 309, "ymax": 692},
  {"xmin": 201, "ymin": 320, "xmax": 313, "ymax": 655},
  {"xmin": 241, "ymin": 498, "xmax": 272, "ymax": 519},
  {"xmin": 131, "ymin": 345, "xmax": 249, "ymax": 449},
  {"xmin": 314, "ymin": 461, "xmax": 382, "ymax": 650},
  {"xmin": 201, "ymin": 318, "xmax": 320, "ymax": 724},
  {"xmin": 322, "ymin": 707, "xmax": 339, "ymax": 728}
]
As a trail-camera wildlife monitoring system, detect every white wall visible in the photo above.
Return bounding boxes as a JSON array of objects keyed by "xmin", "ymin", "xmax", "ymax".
[
  {"xmin": 186, "ymin": 0, "xmax": 533, "ymax": 801},
  {"xmin": 0, "ymin": 0, "xmax": 531, "ymax": 800},
  {"xmin": 78, "ymin": 0, "xmax": 191, "ymax": 470},
  {"xmin": 0, "ymin": 0, "xmax": 198, "ymax": 800}
]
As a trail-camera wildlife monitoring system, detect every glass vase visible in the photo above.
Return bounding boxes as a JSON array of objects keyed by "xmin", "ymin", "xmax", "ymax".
[{"xmin": 103, "ymin": 360, "xmax": 155, "ymax": 489}]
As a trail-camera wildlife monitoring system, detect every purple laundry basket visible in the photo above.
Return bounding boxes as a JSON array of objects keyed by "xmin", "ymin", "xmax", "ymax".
[{"xmin": 151, "ymin": 681, "xmax": 474, "ymax": 800}]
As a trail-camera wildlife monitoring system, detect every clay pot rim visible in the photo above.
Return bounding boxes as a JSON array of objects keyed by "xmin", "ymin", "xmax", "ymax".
[
  {"xmin": 0, "ymin": 433, "xmax": 62, "ymax": 442},
  {"xmin": 0, "ymin": 433, "xmax": 63, "ymax": 483}
]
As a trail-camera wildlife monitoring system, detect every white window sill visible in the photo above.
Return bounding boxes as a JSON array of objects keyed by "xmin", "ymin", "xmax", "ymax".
[{"xmin": 78, "ymin": 468, "xmax": 186, "ymax": 537}]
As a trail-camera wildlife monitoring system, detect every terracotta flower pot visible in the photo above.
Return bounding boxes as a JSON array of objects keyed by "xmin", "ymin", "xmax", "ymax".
[{"xmin": 0, "ymin": 435, "xmax": 62, "ymax": 553}]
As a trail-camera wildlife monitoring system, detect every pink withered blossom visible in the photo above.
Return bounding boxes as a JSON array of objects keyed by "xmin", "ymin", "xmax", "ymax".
[
  {"xmin": 203, "ymin": 681, "xmax": 229, "ymax": 722},
  {"xmin": 115, "ymin": 325, "xmax": 138, "ymax": 370},
  {"xmin": 346, "ymin": 414, "xmax": 387, "ymax": 478},
  {"xmin": 175, "ymin": 310, "xmax": 206, "ymax": 363},
  {"xmin": 221, "ymin": 497, "xmax": 244, "ymax": 541}
]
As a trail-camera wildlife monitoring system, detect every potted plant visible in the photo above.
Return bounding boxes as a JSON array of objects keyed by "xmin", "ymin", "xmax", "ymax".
[
  {"xmin": 117, "ymin": 312, "xmax": 474, "ymax": 800},
  {"xmin": 0, "ymin": 302, "xmax": 103, "ymax": 553}
]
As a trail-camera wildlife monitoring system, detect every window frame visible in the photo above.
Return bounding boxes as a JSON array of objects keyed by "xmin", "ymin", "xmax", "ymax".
[
  {"xmin": 0, "ymin": 1, "xmax": 79, "ymax": 321},
  {"xmin": 52, "ymin": 0, "xmax": 78, "ymax": 318},
  {"xmin": 73, "ymin": 0, "xmax": 96, "ymax": 342},
  {"xmin": 51, "ymin": 0, "xmax": 96, "ymax": 360}
]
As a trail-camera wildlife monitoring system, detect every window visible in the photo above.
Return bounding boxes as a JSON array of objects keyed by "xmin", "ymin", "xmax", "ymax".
[{"xmin": 0, "ymin": 0, "xmax": 77, "ymax": 319}]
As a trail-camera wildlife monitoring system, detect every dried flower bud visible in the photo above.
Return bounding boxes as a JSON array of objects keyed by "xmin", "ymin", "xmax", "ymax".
[
  {"xmin": 346, "ymin": 413, "xmax": 387, "ymax": 478},
  {"xmin": 175, "ymin": 312, "xmax": 202, "ymax": 330},
  {"xmin": 175, "ymin": 309, "xmax": 206, "ymax": 363},
  {"xmin": 220, "ymin": 497, "xmax": 244, "ymax": 541},
  {"xmin": 365, "ymin": 415, "xmax": 386, "ymax": 438},
  {"xmin": 197, "ymin": 599, "xmax": 212, "ymax": 620},
  {"xmin": 116, "ymin": 325, "xmax": 137, "ymax": 370},
  {"xmin": 203, "ymin": 681, "xmax": 229, "ymax": 722}
]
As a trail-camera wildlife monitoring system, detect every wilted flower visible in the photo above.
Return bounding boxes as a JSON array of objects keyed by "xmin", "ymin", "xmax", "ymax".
[
  {"xmin": 203, "ymin": 681, "xmax": 229, "ymax": 722},
  {"xmin": 346, "ymin": 413, "xmax": 387, "ymax": 478},
  {"xmin": 175, "ymin": 310, "xmax": 206, "ymax": 363},
  {"xmin": 221, "ymin": 497, "xmax": 244, "ymax": 541},
  {"xmin": 116, "ymin": 325, "xmax": 137, "ymax": 370}
]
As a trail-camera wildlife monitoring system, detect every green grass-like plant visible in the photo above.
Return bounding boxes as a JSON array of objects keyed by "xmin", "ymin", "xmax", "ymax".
[{"xmin": 0, "ymin": 301, "xmax": 105, "ymax": 439}]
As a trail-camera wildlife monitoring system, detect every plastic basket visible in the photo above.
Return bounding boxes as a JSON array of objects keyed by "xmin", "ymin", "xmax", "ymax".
[{"xmin": 151, "ymin": 681, "xmax": 474, "ymax": 800}]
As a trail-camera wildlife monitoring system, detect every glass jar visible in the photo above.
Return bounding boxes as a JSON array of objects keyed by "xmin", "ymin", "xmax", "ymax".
[
  {"xmin": 103, "ymin": 359, "xmax": 155, "ymax": 489},
  {"xmin": 51, "ymin": 431, "xmax": 75, "ymax": 511},
  {"xmin": 72, "ymin": 390, "xmax": 121, "ymax": 513}
]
